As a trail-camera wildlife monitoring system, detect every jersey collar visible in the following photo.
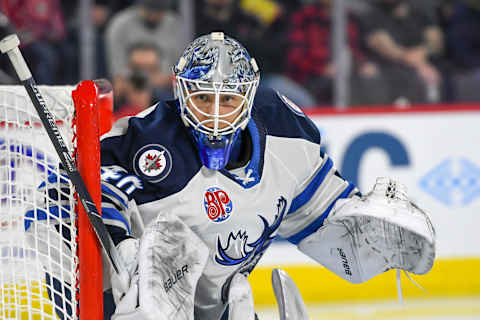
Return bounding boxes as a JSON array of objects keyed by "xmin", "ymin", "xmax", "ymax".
[{"xmin": 220, "ymin": 116, "xmax": 266, "ymax": 189}]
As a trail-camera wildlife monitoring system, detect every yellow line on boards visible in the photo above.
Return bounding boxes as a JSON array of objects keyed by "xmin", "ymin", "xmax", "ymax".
[{"xmin": 249, "ymin": 258, "xmax": 480, "ymax": 305}]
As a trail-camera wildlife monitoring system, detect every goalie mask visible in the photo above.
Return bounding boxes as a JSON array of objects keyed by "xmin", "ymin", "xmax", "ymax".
[{"xmin": 173, "ymin": 32, "xmax": 260, "ymax": 170}]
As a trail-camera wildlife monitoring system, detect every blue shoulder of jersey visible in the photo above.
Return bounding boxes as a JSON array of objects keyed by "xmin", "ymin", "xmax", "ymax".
[
  {"xmin": 100, "ymin": 101, "xmax": 202, "ymax": 205},
  {"xmin": 252, "ymin": 87, "xmax": 321, "ymax": 145}
]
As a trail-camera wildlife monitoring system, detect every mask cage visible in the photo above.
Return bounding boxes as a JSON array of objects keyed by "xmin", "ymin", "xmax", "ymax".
[{"xmin": 175, "ymin": 75, "xmax": 259, "ymax": 138}]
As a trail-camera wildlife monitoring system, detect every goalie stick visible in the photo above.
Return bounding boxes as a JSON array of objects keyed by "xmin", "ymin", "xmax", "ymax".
[
  {"xmin": 0, "ymin": 34, "xmax": 127, "ymax": 288},
  {"xmin": 272, "ymin": 268, "xmax": 308, "ymax": 320}
]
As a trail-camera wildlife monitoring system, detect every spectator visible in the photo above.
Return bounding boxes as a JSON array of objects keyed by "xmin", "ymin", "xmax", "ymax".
[
  {"xmin": 111, "ymin": 42, "xmax": 173, "ymax": 118},
  {"xmin": 286, "ymin": 0, "xmax": 381, "ymax": 105},
  {"xmin": 195, "ymin": 0, "xmax": 316, "ymax": 107},
  {"xmin": 126, "ymin": 42, "xmax": 173, "ymax": 101},
  {"xmin": 108, "ymin": 0, "xmax": 137, "ymax": 15},
  {"xmin": 345, "ymin": 0, "xmax": 374, "ymax": 16},
  {"xmin": 114, "ymin": 68, "xmax": 154, "ymax": 120},
  {"xmin": 105, "ymin": 0, "xmax": 187, "ymax": 99},
  {"xmin": 91, "ymin": 0, "xmax": 114, "ymax": 79},
  {"xmin": 441, "ymin": 0, "xmax": 480, "ymax": 102},
  {"xmin": 240, "ymin": 0, "xmax": 297, "ymax": 26},
  {"xmin": 60, "ymin": 0, "xmax": 115, "ymax": 84},
  {"xmin": 360, "ymin": 0, "xmax": 445, "ymax": 104},
  {"xmin": 195, "ymin": 0, "xmax": 263, "ymax": 57},
  {"xmin": 1, "ymin": 0, "xmax": 66, "ymax": 85}
]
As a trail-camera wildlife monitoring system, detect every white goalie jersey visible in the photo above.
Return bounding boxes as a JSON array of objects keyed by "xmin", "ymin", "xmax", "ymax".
[{"xmin": 99, "ymin": 88, "xmax": 434, "ymax": 319}]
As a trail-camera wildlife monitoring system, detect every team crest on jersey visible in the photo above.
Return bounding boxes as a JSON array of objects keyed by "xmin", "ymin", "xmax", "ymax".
[
  {"xmin": 204, "ymin": 187, "xmax": 233, "ymax": 223},
  {"xmin": 278, "ymin": 92, "xmax": 305, "ymax": 117},
  {"xmin": 215, "ymin": 197, "xmax": 287, "ymax": 273},
  {"xmin": 133, "ymin": 144, "xmax": 172, "ymax": 183}
]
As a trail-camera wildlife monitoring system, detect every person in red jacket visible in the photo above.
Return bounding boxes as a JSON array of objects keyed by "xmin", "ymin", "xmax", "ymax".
[{"xmin": 286, "ymin": 0, "xmax": 381, "ymax": 105}]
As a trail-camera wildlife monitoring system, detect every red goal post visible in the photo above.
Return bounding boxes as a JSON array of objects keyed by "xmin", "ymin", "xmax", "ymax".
[
  {"xmin": 73, "ymin": 80, "xmax": 113, "ymax": 319},
  {"xmin": 0, "ymin": 80, "xmax": 112, "ymax": 319}
]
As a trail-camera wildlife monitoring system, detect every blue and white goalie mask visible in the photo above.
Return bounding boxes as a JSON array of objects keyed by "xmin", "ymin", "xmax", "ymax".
[{"xmin": 173, "ymin": 32, "xmax": 260, "ymax": 170}]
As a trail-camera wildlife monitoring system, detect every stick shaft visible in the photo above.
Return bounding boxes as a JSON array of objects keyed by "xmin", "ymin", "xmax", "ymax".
[
  {"xmin": 25, "ymin": 76, "xmax": 124, "ymax": 274},
  {"xmin": 0, "ymin": 34, "xmax": 124, "ymax": 277}
]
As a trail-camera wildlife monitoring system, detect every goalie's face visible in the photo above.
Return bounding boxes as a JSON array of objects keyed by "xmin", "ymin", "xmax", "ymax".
[{"xmin": 184, "ymin": 88, "xmax": 248, "ymax": 135}]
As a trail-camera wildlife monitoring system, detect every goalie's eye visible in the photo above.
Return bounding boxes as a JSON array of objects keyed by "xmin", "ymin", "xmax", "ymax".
[
  {"xmin": 195, "ymin": 94, "xmax": 211, "ymax": 103},
  {"xmin": 222, "ymin": 95, "xmax": 233, "ymax": 103},
  {"xmin": 220, "ymin": 94, "xmax": 243, "ymax": 108}
]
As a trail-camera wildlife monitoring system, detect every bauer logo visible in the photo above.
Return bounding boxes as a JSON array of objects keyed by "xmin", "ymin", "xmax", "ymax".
[
  {"xmin": 204, "ymin": 187, "xmax": 232, "ymax": 223},
  {"xmin": 133, "ymin": 144, "xmax": 172, "ymax": 183}
]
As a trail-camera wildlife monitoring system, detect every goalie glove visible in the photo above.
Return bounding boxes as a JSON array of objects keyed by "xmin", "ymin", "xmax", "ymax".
[
  {"xmin": 299, "ymin": 177, "xmax": 436, "ymax": 283},
  {"xmin": 23, "ymin": 170, "xmax": 76, "ymax": 285},
  {"xmin": 24, "ymin": 170, "xmax": 72, "ymax": 232}
]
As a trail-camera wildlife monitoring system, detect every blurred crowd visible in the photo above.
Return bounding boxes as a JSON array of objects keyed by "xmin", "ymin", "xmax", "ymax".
[{"xmin": 0, "ymin": 0, "xmax": 479, "ymax": 117}]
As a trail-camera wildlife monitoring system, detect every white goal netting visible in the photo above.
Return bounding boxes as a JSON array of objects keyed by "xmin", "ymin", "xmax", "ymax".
[{"xmin": 0, "ymin": 85, "xmax": 78, "ymax": 320}]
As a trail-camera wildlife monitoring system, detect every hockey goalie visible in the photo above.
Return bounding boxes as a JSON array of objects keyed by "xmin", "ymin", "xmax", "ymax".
[
  {"xmin": 28, "ymin": 32, "xmax": 436, "ymax": 319},
  {"xmin": 99, "ymin": 32, "xmax": 435, "ymax": 319}
]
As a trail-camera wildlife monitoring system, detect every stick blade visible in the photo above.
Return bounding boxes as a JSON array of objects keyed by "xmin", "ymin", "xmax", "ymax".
[
  {"xmin": 272, "ymin": 268, "xmax": 309, "ymax": 320},
  {"xmin": 227, "ymin": 273, "xmax": 255, "ymax": 320}
]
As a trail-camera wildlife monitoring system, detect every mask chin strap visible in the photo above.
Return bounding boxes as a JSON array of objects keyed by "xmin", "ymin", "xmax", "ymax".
[{"xmin": 191, "ymin": 129, "xmax": 241, "ymax": 170}]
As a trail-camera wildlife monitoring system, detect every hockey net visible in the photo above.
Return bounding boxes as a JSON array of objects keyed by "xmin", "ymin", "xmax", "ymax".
[{"xmin": 0, "ymin": 81, "xmax": 112, "ymax": 319}]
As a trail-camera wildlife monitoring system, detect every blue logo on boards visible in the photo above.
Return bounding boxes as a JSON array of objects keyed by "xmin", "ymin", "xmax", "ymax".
[{"xmin": 419, "ymin": 158, "xmax": 480, "ymax": 207}]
